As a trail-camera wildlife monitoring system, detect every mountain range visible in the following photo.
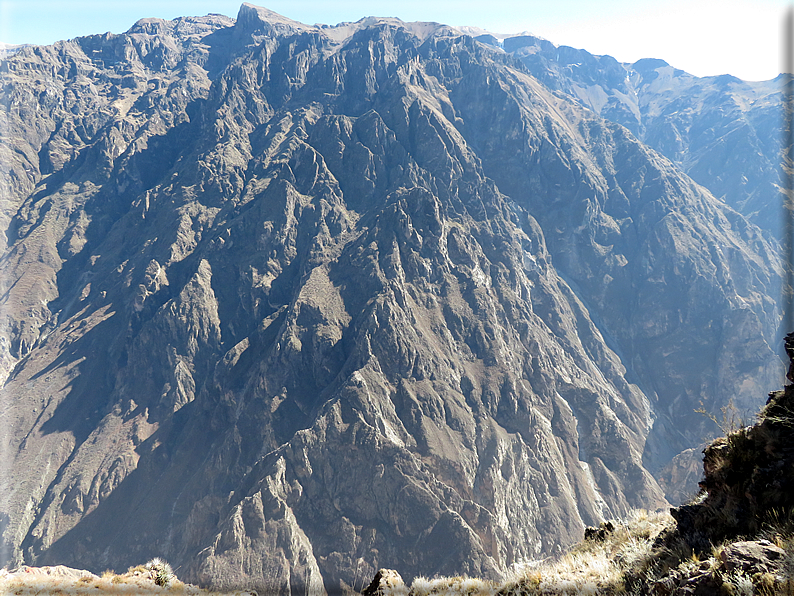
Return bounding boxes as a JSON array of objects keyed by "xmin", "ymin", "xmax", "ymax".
[{"xmin": 0, "ymin": 4, "xmax": 784, "ymax": 593}]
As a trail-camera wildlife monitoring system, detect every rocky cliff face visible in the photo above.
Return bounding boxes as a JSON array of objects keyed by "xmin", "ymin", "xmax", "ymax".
[
  {"xmin": 484, "ymin": 35, "xmax": 783, "ymax": 235},
  {"xmin": 0, "ymin": 4, "xmax": 783, "ymax": 593}
]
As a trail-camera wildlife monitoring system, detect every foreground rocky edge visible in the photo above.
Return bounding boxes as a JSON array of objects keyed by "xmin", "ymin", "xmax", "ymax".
[
  {"xmin": 0, "ymin": 559, "xmax": 255, "ymax": 595},
  {"xmin": 363, "ymin": 336, "xmax": 794, "ymax": 595}
]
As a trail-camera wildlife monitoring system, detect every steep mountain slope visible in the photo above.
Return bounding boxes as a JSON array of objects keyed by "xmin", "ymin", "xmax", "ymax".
[
  {"xmin": 0, "ymin": 4, "xmax": 782, "ymax": 593},
  {"xmin": 481, "ymin": 35, "xmax": 782, "ymax": 234}
]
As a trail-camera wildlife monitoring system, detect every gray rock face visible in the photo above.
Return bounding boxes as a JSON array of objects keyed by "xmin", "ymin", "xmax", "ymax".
[
  {"xmin": 657, "ymin": 447, "xmax": 704, "ymax": 505},
  {"xmin": 0, "ymin": 4, "xmax": 782, "ymax": 593},
  {"xmin": 486, "ymin": 35, "xmax": 784, "ymax": 235}
]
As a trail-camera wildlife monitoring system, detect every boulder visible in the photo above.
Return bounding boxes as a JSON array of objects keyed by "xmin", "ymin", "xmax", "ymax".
[
  {"xmin": 362, "ymin": 569, "xmax": 407, "ymax": 596},
  {"xmin": 719, "ymin": 540, "xmax": 786, "ymax": 575}
]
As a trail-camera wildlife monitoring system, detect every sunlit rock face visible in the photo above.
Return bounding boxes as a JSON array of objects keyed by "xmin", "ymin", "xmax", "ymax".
[{"xmin": 0, "ymin": 4, "xmax": 781, "ymax": 593}]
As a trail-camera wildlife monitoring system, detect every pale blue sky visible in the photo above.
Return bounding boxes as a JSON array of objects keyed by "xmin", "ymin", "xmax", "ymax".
[{"xmin": 0, "ymin": 0, "xmax": 789, "ymax": 81}]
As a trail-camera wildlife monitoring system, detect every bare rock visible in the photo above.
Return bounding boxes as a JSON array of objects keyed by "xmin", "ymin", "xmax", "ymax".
[
  {"xmin": 505, "ymin": 36, "xmax": 782, "ymax": 234},
  {"xmin": 719, "ymin": 540, "xmax": 786, "ymax": 575},
  {"xmin": 657, "ymin": 447, "xmax": 705, "ymax": 505},
  {"xmin": 362, "ymin": 569, "xmax": 407, "ymax": 596},
  {"xmin": 0, "ymin": 3, "xmax": 781, "ymax": 593},
  {"xmin": 584, "ymin": 521, "xmax": 614, "ymax": 542}
]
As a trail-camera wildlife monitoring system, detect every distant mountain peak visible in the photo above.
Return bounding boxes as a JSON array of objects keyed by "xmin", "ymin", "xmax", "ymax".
[
  {"xmin": 236, "ymin": 2, "xmax": 314, "ymax": 36},
  {"xmin": 454, "ymin": 25, "xmax": 539, "ymax": 41}
]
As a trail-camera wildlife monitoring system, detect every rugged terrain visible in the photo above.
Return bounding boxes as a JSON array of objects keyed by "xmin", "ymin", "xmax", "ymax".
[
  {"xmin": 477, "ymin": 34, "xmax": 783, "ymax": 235},
  {"xmin": 0, "ymin": 3, "xmax": 783, "ymax": 593},
  {"xmin": 363, "ymin": 336, "xmax": 794, "ymax": 594}
]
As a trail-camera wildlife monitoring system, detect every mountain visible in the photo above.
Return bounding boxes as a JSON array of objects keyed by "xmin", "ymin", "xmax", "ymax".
[
  {"xmin": 475, "ymin": 34, "xmax": 784, "ymax": 235},
  {"xmin": 0, "ymin": 4, "xmax": 783, "ymax": 593},
  {"xmin": 362, "ymin": 332, "xmax": 794, "ymax": 595}
]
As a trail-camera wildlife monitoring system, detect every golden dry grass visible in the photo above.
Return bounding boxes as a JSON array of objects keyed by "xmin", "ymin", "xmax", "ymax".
[
  {"xmin": 0, "ymin": 564, "xmax": 256, "ymax": 595},
  {"xmin": 496, "ymin": 510, "xmax": 673, "ymax": 596},
  {"xmin": 370, "ymin": 510, "xmax": 675, "ymax": 596}
]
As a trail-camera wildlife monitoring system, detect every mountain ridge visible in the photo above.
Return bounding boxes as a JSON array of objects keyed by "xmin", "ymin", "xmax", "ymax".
[
  {"xmin": 469, "ymin": 31, "xmax": 783, "ymax": 235},
  {"xmin": 0, "ymin": 4, "xmax": 783, "ymax": 593}
]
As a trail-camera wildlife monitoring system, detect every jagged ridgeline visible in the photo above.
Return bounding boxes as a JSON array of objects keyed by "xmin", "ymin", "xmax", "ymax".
[
  {"xmin": 0, "ymin": 3, "xmax": 783, "ymax": 593},
  {"xmin": 476, "ymin": 35, "xmax": 784, "ymax": 235}
]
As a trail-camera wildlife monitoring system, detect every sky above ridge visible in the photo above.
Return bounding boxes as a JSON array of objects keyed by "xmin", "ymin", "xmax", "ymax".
[{"xmin": 0, "ymin": 0, "xmax": 789, "ymax": 81}]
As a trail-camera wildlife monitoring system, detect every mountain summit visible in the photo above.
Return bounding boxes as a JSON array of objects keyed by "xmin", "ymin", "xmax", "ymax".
[{"xmin": 0, "ymin": 4, "xmax": 782, "ymax": 593}]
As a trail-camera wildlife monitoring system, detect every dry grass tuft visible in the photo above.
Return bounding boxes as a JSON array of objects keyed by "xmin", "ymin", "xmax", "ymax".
[
  {"xmin": 495, "ymin": 509, "xmax": 673, "ymax": 595},
  {"xmin": 0, "ymin": 562, "xmax": 257, "ymax": 595},
  {"xmin": 409, "ymin": 575, "xmax": 499, "ymax": 595}
]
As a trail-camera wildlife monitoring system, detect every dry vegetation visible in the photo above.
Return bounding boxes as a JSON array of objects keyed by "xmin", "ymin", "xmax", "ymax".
[
  {"xmin": 369, "ymin": 507, "xmax": 794, "ymax": 595},
  {"xmin": 0, "ymin": 559, "xmax": 255, "ymax": 595},
  {"xmin": 499, "ymin": 510, "xmax": 671, "ymax": 596},
  {"xmin": 374, "ymin": 509, "xmax": 673, "ymax": 596}
]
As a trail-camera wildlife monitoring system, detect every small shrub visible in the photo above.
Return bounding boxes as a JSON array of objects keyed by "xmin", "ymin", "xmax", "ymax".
[
  {"xmin": 722, "ymin": 570, "xmax": 754, "ymax": 596},
  {"xmin": 145, "ymin": 557, "xmax": 175, "ymax": 588},
  {"xmin": 695, "ymin": 398, "xmax": 749, "ymax": 437}
]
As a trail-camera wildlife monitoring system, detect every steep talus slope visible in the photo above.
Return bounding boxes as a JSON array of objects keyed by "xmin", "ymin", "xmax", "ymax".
[
  {"xmin": 485, "ymin": 35, "xmax": 783, "ymax": 234},
  {"xmin": 0, "ymin": 4, "xmax": 782, "ymax": 593}
]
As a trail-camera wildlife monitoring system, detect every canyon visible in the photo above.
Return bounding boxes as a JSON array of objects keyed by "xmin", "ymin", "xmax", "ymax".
[{"xmin": 0, "ymin": 4, "xmax": 783, "ymax": 593}]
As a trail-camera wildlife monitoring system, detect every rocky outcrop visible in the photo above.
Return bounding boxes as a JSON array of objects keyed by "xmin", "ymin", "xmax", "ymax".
[
  {"xmin": 0, "ymin": 4, "xmax": 782, "ymax": 593},
  {"xmin": 720, "ymin": 540, "xmax": 786, "ymax": 575},
  {"xmin": 669, "ymin": 333, "xmax": 794, "ymax": 551},
  {"xmin": 362, "ymin": 569, "xmax": 407, "ymax": 596},
  {"xmin": 647, "ymin": 541, "xmax": 787, "ymax": 596}
]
